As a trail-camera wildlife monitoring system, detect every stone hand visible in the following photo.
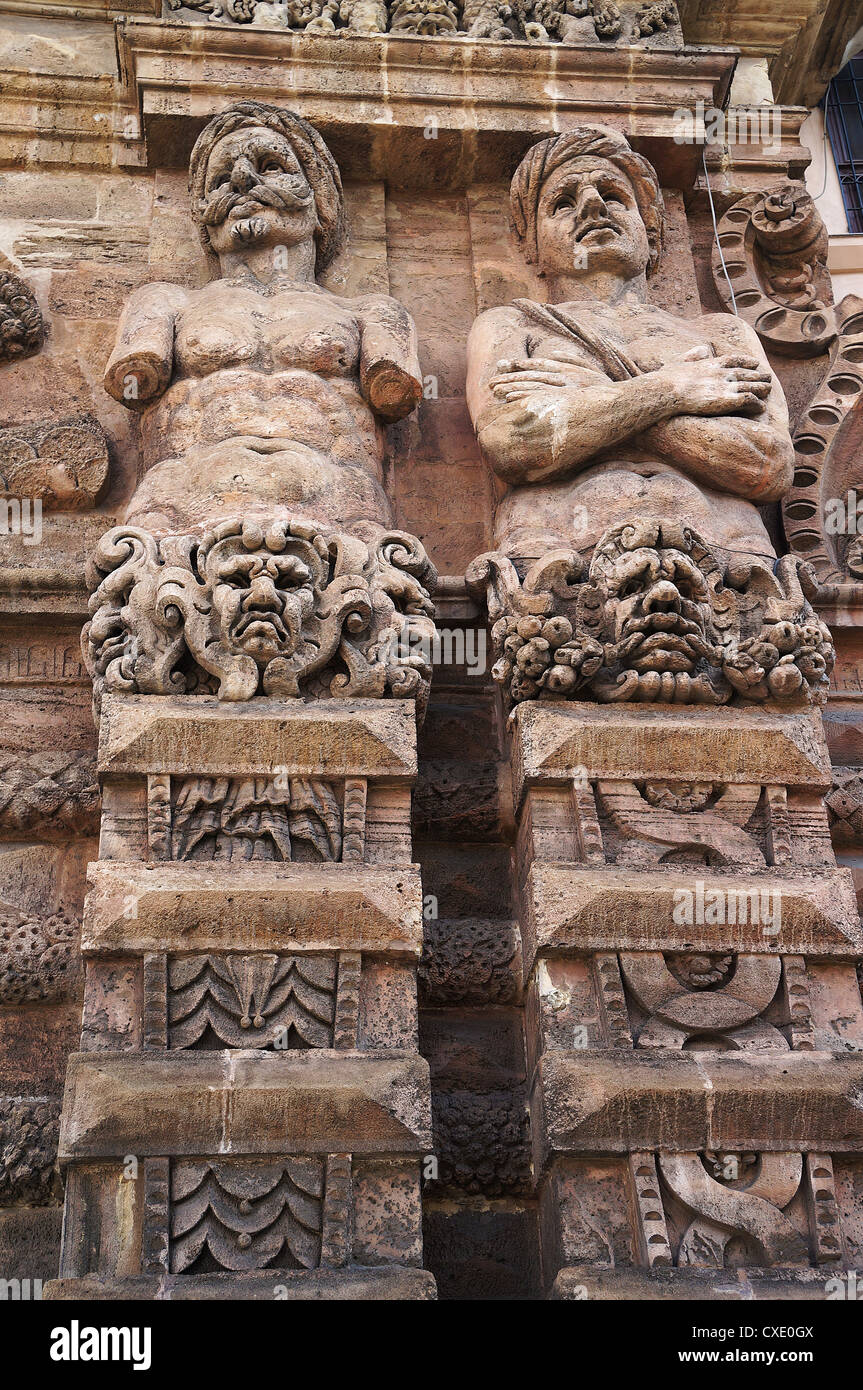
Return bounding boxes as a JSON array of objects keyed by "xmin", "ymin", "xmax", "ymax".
[
  {"xmin": 489, "ymin": 357, "xmax": 591, "ymax": 401},
  {"xmin": 654, "ymin": 345, "xmax": 772, "ymax": 417}
]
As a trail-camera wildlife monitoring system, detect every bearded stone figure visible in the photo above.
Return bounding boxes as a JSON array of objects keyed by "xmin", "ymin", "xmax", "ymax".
[
  {"xmin": 88, "ymin": 103, "xmax": 436, "ymax": 708},
  {"xmin": 466, "ymin": 127, "xmax": 834, "ymax": 707}
]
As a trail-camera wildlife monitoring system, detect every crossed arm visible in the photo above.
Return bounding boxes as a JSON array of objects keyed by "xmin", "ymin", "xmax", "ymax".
[{"xmin": 465, "ymin": 306, "xmax": 795, "ymax": 503}]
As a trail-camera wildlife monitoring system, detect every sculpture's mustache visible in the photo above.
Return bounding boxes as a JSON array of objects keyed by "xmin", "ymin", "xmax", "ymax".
[
  {"xmin": 233, "ymin": 608, "xmax": 291, "ymax": 643},
  {"xmin": 201, "ymin": 179, "xmax": 313, "ymax": 229}
]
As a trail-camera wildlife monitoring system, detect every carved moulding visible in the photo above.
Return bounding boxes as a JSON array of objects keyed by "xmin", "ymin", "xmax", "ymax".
[
  {"xmin": 168, "ymin": 775, "xmax": 342, "ymax": 862},
  {"xmin": 656, "ymin": 1151, "xmax": 813, "ymax": 1268},
  {"xmin": 170, "ymin": 1158, "xmax": 328, "ymax": 1273},
  {"xmin": 0, "ymin": 416, "xmax": 109, "ymax": 511},
  {"xmin": 619, "ymin": 952, "xmax": 788, "ymax": 1052},
  {"xmin": 83, "ymin": 516, "xmax": 437, "ymax": 717},
  {"xmin": 0, "ymin": 270, "xmax": 44, "ymax": 366},
  {"xmin": 710, "ymin": 184, "xmax": 853, "ymax": 359},
  {"xmin": 145, "ymin": 949, "xmax": 361, "ymax": 1050},
  {"xmin": 0, "ymin": 752, "xmax": 99, "ymax": 837},
  {"xmin": 466, "ymin": 519, "xmax": 834, "ymax": 709},
  {"xmin": 633, "ymin": 1150, "xmax": 845, "ymax": 1269}
]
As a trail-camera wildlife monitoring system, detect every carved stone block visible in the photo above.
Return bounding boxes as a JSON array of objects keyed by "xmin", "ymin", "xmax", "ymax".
[
  {"xmin": 0, "ymin": 416, "xmax": 109, "ymax": 510},
  {"xmin": 58, "ymin": 1052, "xmax": 433, "ymax": 1159},
  {"xmin": 0, "ymin": 270, "xmax": 43, "ymax": 365},
  {"xmin": 469, "ymin": 525, "xmax": 833, "ymax": 710}
]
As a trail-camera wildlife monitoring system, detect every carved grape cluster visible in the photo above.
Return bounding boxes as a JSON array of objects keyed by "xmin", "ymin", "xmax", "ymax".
[{"xmin": 490, "ymin": 612, "xmax": 602, "ymax": 702}]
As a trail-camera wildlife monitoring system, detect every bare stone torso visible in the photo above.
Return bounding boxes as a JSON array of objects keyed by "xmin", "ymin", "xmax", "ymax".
[{"xmin": 124, "ymin": 280, "xmax": 401, "ymax": 536}]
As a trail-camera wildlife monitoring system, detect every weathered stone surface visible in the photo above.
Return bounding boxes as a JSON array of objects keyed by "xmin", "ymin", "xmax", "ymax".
[
  {"xmin": 0, "ymin": 269, "xmax": 43, "ymax": 364},
  {"xmin": 3, "ymin": 0, "xmax": 861, "ymax": 1308},
  {"xmin": 0, "ymin": 415, "xmax": 109, "ymax": 510},
  {"xmin": 0, "ymin": 1096, "xmax": 61, "ymax": 1206},
  {"xmin": 0, "ymin": 752, "xmax": 98, "ymax": 835},
  {"xmin": 44, "ymin": 1267, "xmax": 437, "ymax": 1299},
  {"xmin": 430, "ymin": 1090, "xmax": 531, "ymax": 1196},
  {"xmin": 522, "ymin": 863, "xmax": 863, "ymax": 962},
  {"xmin": 531, "ymin": 1053, "xmax": 863, "ymax": 1158},
  {"xmin": 83, "ymin": 861, "xmax": 424, "ymax": 956},
  {"xmin": 551, "ymin": 1265, "xmax": 859, "ymax": 1300},
  {"xmin": 0, "ymin": 1207, "xmax": 62, "ymax": 1283},
  {"xmin": 97, "ymin": 695, "xmax": 418, "ymax": 780},
  {"xmin": 418, "ymin": 918, "xmax": 521, "ymax": 1006},
  {"xmin": 58, "ymin": 1051, "xmax": 433, "ymax": 1158},
  {"xmin": 512, "ymin": 702, "xmax": 833, "ymax": 806},
  {"xmin": 113, "ymin": 25, "xmax": 734, "ymax": 184}
]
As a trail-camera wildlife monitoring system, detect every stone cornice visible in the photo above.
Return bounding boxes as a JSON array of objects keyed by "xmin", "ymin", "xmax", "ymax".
[{"xmin": 113, "ymin": 19, "xmax": 737, "ymax": 185}]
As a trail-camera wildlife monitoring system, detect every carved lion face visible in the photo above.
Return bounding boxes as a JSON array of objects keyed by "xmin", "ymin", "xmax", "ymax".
[
  {"xmin": 535, "ymin": 155, "xmax": 651, "ymax": 282},
  {"xmin": 210, "ymin": 545, "xmax": 317, "ymax": 667},
  {"xmin": 602, "ymin": 545, "xmax": 713, "ymax": 674},
  {"xmin": 199, "ymin": 126, "xmax": 318, "ymax": 257}
]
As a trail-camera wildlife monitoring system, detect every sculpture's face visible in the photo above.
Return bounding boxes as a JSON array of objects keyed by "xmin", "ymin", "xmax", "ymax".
[
  {"xmin": 535, "ymin": 155, "xmax": 650, "ymax": 281},
  {"xmin": 604, "ymin": 546, "xmax": 711, "ymax": 674},
  {"xmin": 200, "ymin": 125, "xmax": 318, "ymax": 257},
  {"xmin": 211, "ymin": 547, "xmax": 317, "ymax": 666}
]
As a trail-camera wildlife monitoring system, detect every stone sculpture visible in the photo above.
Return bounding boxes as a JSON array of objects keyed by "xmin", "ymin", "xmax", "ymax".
[
  {"xmin": 89, "ymin": 102, "xmax": 436, "ymax": 709},
  {"xmin": 466, "ymin": 127, "xmax": 833, "ymax": 705}
]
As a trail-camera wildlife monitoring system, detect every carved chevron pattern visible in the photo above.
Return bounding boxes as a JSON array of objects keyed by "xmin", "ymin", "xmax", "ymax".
[
  {"xmin": 170, "ymin": 1160, "xmax": 324, "ymax": 1273},
  {"xmin": 167, "ymin": 953, "xmax": 337, "ymax": 1049}
]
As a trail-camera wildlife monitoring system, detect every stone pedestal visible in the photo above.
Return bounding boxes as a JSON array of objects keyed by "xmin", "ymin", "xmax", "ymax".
[
  {"xmin": 47, "ymin": 695, "xmax": 435, "ymax": 1299},
  {"xmin": 509, "ymin": 700, "xmax": 863, "ymax": 1297}
]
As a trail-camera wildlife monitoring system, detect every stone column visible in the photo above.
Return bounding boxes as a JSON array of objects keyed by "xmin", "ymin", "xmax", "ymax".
[
  {"xmin": 48, "ymin": 695, "xmax": 435, "ymax": 1299},
  {"xmin": 44, "ymin": 101, "xmax": 439, "ymax": 1300},
  {"xmin": 508, "ymin": 699, "xmax": 863, "ymax": 1297},
  {"xmin": 465, "ymin": 126, "xmax": 863, "ymax": 1298}
]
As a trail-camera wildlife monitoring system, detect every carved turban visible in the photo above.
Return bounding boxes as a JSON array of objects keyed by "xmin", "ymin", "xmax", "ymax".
[
  {"xmin": 189, "ymin": 101, "xmax": 346, "ymax": 273},
  {"xmin": 510, "ymin": 127, "xmax": 665, "ymax": 276}
]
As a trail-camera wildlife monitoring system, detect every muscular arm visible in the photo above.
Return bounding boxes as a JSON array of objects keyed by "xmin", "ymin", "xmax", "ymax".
[
  {"xmin": 638, "ymin": 316, "xmax": 793, "ymax": 502},
  {"xmin": 466, "ymin": 307, "xmax": 794, "ymax": 502},
  {"xmin": 104, "ymin": 282, "xmax": 189, "ymax": 411},
  {"xmin": 357, "ymin": 294, "xmax": 423, "ymax": 423}
]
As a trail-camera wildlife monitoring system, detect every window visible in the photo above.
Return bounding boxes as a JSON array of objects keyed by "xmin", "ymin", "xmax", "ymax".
[
  {"xmin": 825, "ymin": 56, "xmax": 863, "ymax": 233},
  {"xmin": 822, "ymin": 59, "xmax": 861, "ymax": 233}
]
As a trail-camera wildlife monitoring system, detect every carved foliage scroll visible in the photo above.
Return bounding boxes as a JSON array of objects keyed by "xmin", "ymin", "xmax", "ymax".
[{"xmin": 84, "ymin": 517, "xmax": 437, "ymax": 715}]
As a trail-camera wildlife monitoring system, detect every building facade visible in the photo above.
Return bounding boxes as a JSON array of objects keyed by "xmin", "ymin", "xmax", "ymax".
[{"xmin": 1, "ymin": 0, "xmax": 863, "ymax": 1301}]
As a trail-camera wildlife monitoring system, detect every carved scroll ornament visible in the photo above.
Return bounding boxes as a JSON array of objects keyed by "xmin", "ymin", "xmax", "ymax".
[{"xmin": 83, "ymin": 516, "xmax": 437, "ymax": 715}]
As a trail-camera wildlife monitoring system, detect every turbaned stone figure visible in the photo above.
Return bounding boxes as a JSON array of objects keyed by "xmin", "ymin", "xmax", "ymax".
[
  {"xmin": 466, "ymin": 128, "xmax": 833, "ymax": 707},
  {"xmin": 86, "ymin": 102, "xmax": 436, "ymax": 709}
]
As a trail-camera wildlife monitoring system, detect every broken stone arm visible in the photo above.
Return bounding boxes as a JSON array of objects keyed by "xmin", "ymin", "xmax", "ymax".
[
  {"xmin": 357, "ymin": 294, "xmax": 423, "ymax": 422},
  {"xmin": 103, "ymin": 282, "xmax": 190, "ymax": 409}
]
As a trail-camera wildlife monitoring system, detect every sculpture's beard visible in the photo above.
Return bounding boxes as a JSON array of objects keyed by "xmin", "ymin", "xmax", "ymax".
[
  {"xmin": 201, "ymin": 179, "xmax": 314, "ymax": 247},
  {"xmin": 611, "ymin": 606, "xmax": 712, "ymax": 674}
]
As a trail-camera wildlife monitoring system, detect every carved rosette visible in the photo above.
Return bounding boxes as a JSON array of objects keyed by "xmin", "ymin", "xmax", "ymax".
[
  {"xmin": 466, "ymin": 519, "xmax": 834, "ymax": 709},
  {"xmin": 83, "ymin": 516, "xmax": 437, "ymax": 716}
]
